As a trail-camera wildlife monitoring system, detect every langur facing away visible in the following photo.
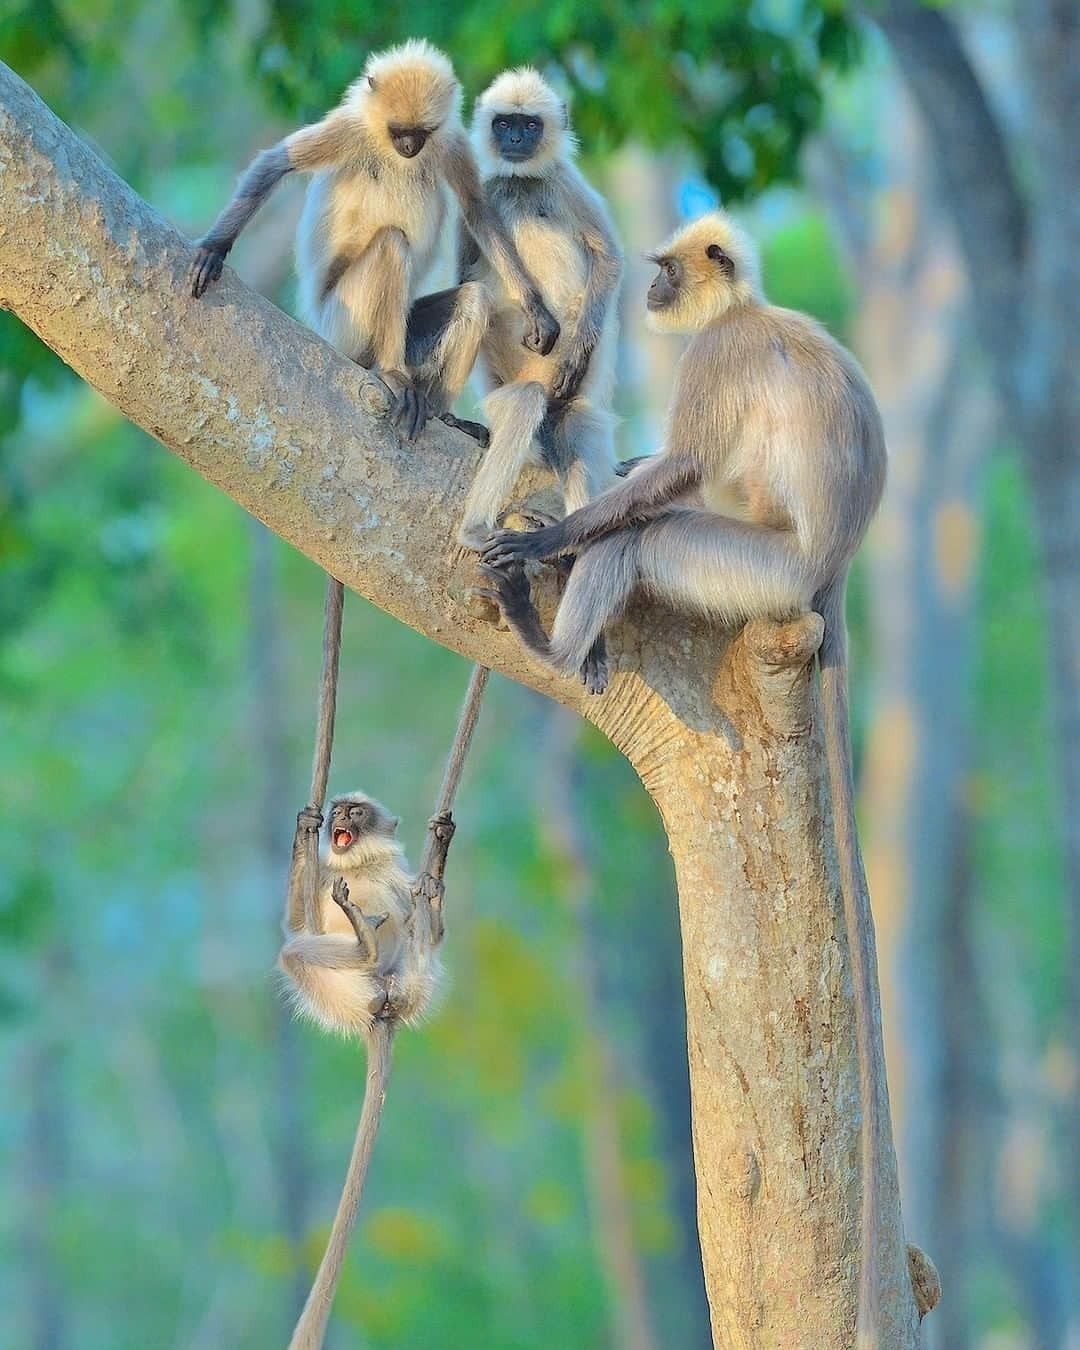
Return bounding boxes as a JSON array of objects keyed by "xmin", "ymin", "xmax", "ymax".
[
  {"xmin": 456, "ymin": 67, "xmax": 622, "ymax": 546},
  {"xmin": 187, "ymin": 41, "xmax": 558, "ymax": 441},
  {"xmin": 279, "ymin": 792, "xmax": 453, "ymax": 1349},
  {"xmin": 479, "ymin": 211, "xmax": 893, "ymax": 1349}
]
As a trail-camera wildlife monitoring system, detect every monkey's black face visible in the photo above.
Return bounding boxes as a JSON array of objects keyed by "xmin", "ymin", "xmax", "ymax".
[
  {"xmin": 491, "ymin": 112, "xmax": 544, "ymax": 162},
  {"xmin": 327, "ymin": 798, "xmax": 396, "ymax": 852},
  {"xmin": 389, "ymin": 124, "xmax": 432, "ymax": 159},
  {"xmin": 647, "ymin": 257, "xmax": 683, "ymax": 312}
]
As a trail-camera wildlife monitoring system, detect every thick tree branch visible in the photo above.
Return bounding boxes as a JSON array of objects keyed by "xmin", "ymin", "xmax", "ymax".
[
  {"xmin": 871, "ymin": 0, "xmax": 1027, "ymax": 400},
  {"xmin": 0, "ymin": 61, "xmax": 923, "ymax": 1347}
]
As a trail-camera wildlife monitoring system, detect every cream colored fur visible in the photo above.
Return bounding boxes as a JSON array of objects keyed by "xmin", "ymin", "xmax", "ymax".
[
  {"xmin": 646, "ymin": 211, "xmax": 763, "ymax": 334},
  {"xmin": 279, "ymin": 794, "xmax": 440, "ymax": 1036},
  {"xmin": 295, "ymin": 44, "xmax": 464, "ymax": 354},
  {"xmin": 471, "ymin": 66, "xmax": 574, "ymax": 177},
  {"xmin": 458, "ymin": 69, "xmax": 621, "ymax": 543}
]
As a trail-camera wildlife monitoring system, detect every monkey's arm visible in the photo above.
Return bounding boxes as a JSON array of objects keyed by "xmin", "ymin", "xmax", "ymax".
[
  {"xmin": 189, "ymin": 113, "xmax": 354, "ymax": 298},
  {"xmin": 455, "ymin": 215, "xmax": 483, "ymax": 285},
  {"xmin": 411, "ymin": 810, "xmax": 456, "ymax": 946},
  {"xmin": 284, "ymin": 806, "xmax": 325, "ymax": 933},
  {"xmin": 551, "ymin": 195, "xmax": 622, "ymax": 402},
  {"xmin": 481, "ymin": 452, "xmax": 700, "ymax": 564},
  {"xmin": 444, "ymin": 132, "xmax": 560, "ymax": 356}
]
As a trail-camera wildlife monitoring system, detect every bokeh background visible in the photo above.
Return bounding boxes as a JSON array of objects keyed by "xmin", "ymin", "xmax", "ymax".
[{"xmin": 1, "ymin": 2, "xmax": 1076, "ymax": 1347}]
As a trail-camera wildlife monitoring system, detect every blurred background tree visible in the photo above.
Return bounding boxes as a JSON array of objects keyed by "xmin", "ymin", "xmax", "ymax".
[{"xmin": 0, "ymin": 0, "xmax": 1074, "ymax": 1346}]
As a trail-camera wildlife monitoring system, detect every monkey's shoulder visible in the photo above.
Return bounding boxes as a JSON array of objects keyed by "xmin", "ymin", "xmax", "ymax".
[{"xmin": 694, "ymin": 306, "xmax": 844, "ymax": 378}]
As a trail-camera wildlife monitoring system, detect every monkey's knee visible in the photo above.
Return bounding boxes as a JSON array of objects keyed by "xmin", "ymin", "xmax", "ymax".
[
  {"xmin": 550, "ymin": 536, "xmax": 637, "ymax": 672},
  {"xmin": 482, "ymin": 380, "xmax": 548, "ymax": 448},
  {"xmin": 455, "ymin": 281, "xmax": 493, "ymax": 334},
  {"xmin": 368, "ymin": 225, "xmax": 409, "ymax": 265}
]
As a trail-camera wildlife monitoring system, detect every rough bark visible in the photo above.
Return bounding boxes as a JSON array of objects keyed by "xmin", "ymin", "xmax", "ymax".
[{"xmin": 0, "ymin": 62, "xmax": 921, "ymax": 1347}]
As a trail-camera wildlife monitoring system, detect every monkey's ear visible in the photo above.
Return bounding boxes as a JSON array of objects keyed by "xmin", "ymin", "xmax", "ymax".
[
  {"xmin": 367, "ymin": 74, "xmax": 377, "ymax": 90},
  {"xmin": 560, "ymin": 101, "xmax": 569, "ymax": 129},
  {"xmin": 707, "ymin": 243, "xmax": 735, "ymax": 278}
]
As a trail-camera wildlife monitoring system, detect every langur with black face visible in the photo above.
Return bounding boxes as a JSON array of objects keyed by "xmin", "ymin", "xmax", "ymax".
[
  {"xmin": 479, "ymin": 211, "xmax": 891, "ymax": 1348},
  {"xmin": 456, "ymin": 67, "xmax": 622, "ymax": 547},
  {"xmin": 187, "ymin": 41, "xmax": 558, "ymax": 440},
  {"xmin": 279, "ymin": 792, "xmax": 452, "ymax": 1349}
]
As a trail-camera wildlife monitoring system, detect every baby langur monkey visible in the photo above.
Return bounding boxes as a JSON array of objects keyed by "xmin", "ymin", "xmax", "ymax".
[
  {"xmin": 480, "ymin": 212, "xmax": 891, "ymax": 1348},
  {"xmin": 279, "ymin": 792, "xmax": 453, "ymax": 1350},
  {"xmin": 456, "ymin": 68, "xmax": 622, "ymax": 547},
  {"xmin": 188, "ymin": 40, "xmax": 558, "ymax": 441}
]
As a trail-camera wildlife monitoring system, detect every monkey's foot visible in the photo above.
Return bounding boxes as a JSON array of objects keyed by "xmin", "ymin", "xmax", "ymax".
[
  {"xmin": 512, "ymin": 512, "xmax": 576, "ymax": 579},
  {"xmin": 479, "ymin": 525, "xmax": 560, "ymax": 567},
  {"xmin": 580, "ymin": 638, "xmax": 609, "ymax": 696},
  {"xmin": 439, "ymin": 413, "xmax": 490, "ymax": 447},
  {"xmin": 382, "ymin": 371, "xmax": 431, "ymax": 443},
  {"xmin": 332, "ymin": 879, "xmax": 387, "ymax": 962},
  {"xmin": 189, "ymin": 244, "xmax": 225, "ymax": 298},
  {"xmin": 474, "ymin": 559, "xmax": 533, "ymax": 624}
]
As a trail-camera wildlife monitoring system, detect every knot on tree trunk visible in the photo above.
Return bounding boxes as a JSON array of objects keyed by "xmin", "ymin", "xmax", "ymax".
[
  {"xmin": 729, "ymin": 612, "xmax": 825, "ymax": 738},
  {"xmin": 906, "ymin": 1243, "xmax": 941, "ymax": 1319}
]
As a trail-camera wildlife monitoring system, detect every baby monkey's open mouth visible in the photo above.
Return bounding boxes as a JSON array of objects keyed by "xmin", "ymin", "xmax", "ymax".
[{"xmin": 333, "ymin": 829, "xmax": 354, "ymax": 850}]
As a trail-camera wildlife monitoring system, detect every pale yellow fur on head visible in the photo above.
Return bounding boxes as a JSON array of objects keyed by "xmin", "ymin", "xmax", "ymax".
[
  {"xmin": 345, "ymin": 40, "xmax": 461, "ymax": 160},
  {"xmin": 646, "ymin": 210, "xmax": 763, "ymax": 334},
  {"xmin": 471, "ymin": 67, "xmax": 575, "ymax": 177}
]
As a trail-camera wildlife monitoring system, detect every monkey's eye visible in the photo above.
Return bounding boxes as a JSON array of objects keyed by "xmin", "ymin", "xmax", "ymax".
[
  {"xmin": 494, "ymin": 117, "xmax": 509, "ymax": 131},
  {"xmin": 526, "ymin": 119, "xmax": 539, "ymax": 131},
  {"xmin": 665, "ymin": 261, "xmax": 677, "ymax": 279}
]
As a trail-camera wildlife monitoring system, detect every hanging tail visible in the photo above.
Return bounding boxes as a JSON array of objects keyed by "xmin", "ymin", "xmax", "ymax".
[
  {"xmin": 816, "ymin": 573, "xmax": 882, "ymax": 1350},
  {"xmin": 287, "ymin": 1020, "xmax": 395, "ymax": 1350}
]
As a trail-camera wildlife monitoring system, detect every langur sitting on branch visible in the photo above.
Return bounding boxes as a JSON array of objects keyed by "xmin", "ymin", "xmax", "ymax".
[
  {"xmin": 478, "ymin": 209, "xmax": 891, "ymax": 1347},
  {"xmin": 187, "ymin": 40, "xmax": 558, "ymax": 441},
  {"xmin": 456, "ymin": 67, "xmax": 622, "ymax": 547}
]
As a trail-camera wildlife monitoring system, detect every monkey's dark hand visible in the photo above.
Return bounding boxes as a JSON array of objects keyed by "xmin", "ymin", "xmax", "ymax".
[
  {"xmin": 383, "ymin": 371, "xmax": 430, "ymax": 443},
  {"xmin": 551, "ymin": 344, "xmax": 592, "ymax": 402},
  {"xmin": 523, "ymin": 295, "xmax": 560, "ymax": 356},
  {"xmin": 428, "ymin": 810, "xmax": 456, "ymax": 848},
  {"xmin": 296, "ymin": 806, "xmax": 324, "ymax": 835},
  {"xmin": 474, "ymin": 558, "xmax": 534, "ymax": 623},
  {"xmin": 189, "ymin": 243, "xmax": 227, "ymax": 298},
  {"xmin": 480, "ymin": 523, "xmax": 562, "ymax": 566}
]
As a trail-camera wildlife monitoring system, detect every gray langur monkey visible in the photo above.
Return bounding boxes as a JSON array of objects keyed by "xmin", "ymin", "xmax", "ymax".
[
  {"xmin": 279, "ymin": 792, "xmax": 453, "ymax": 1350},
  {"xmin": 456, "ymin": 67, "xmax": 622, "ymax": 547},
  {"xmin": 187, "ymin": 40, "xmax": 559, "ymax": 441},
  {"xmin": 478, "ymin": 211, "xmax": 892, "ymax": 1348}
]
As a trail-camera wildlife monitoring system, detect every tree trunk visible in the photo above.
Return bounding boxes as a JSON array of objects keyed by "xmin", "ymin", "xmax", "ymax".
[{"xmin": 0, "ymin": 62, "xmax": 923, "ymax": 1347}]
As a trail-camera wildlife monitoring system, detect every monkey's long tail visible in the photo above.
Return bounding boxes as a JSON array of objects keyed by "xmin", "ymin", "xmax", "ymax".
[
  {"xmin": 287, "ymin": 1019, "xmax": 395, "ymax": 1350},
  {"xmin": 817, "ymin": 574, "xmax": 882, "ymax": 1350}
]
